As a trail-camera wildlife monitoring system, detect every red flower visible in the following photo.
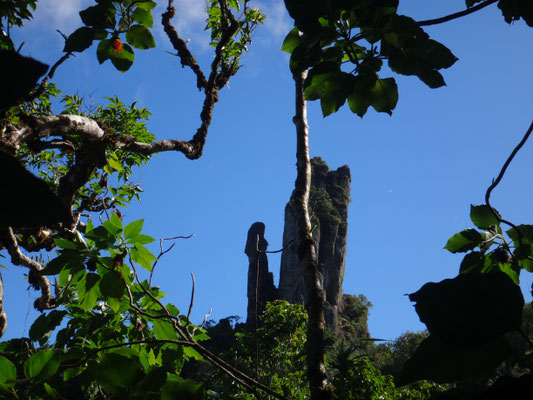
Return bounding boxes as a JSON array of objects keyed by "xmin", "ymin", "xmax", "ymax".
[{"xmin": 111, "ymin": 38, "xmax": 123, "ymax": 52}]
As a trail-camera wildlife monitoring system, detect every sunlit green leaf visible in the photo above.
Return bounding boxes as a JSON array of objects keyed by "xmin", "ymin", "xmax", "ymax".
[
  {"xmin": 125, "ymin": 25, "xmax": 155, "ymax": 50},
  {"xmin": 470, "ymin": 204, "xmax": 501, "ymax": 229},
  {"xmin": 281, "ymin": 27, "xmax": 302, "ymax": 53},
  {"xmin": 130, "ymin": 245, "xmax": 157, "ymax": 271},
  {"xmin": 136, "ymin": 1, "xmax": 156, "ymax": 11},
  {"xmin": 131, "ymin": 7, "xmax": 153, "ymax": 27},
  {"xmin": 0, "ymin": 356, "xmax": 16, "ymax": 387},
  {"xmin": 23, "ymin": 350, "xmax": 59, "ymax": 379},
  {"xmin": 444, "ymin": 228, "xmax": 484, "ymax": 253},
  {"xmin": 78, "ymin": 273, "xmax": 101, "ymax": 311},
  {"xmin": 110, "ymin": 42, "xmax": 135, "ymax": 72},
  {"xmin": 124, "ymin": 219, "xmax": 144, "ymax": 240}
]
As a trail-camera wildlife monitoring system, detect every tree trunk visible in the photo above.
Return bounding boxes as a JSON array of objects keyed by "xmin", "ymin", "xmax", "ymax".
[{"xmin": 292, "ymin": 70, "xmax": 334, "ymax": 400}]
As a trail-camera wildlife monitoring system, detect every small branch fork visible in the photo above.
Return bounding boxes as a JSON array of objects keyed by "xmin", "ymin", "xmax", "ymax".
[{"xmin": 485, "ymin": 120, "xmax": 533, "ymax": 259}]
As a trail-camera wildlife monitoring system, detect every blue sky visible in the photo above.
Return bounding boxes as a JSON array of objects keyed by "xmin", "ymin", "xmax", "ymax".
[{"xmin": 4, "ymin": 0, "xmax": 533, "ymax": 342}]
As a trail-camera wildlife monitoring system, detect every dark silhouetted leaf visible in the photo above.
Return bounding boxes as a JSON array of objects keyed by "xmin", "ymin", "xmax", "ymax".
[
  {"xmin": 459, "ymin": 251, "xmax": 485, "ymax": 274},
  {"xmin": 0, "ymin": 152, "xmax": 70, "ymax": 228},
  {"xmin": 161, "ymin": 378, "xmax": 205, "ymax": 400},
  {"xmin": 64, "ymin": 27, "xmax": 95, "ymax": 52},
  {"xmin": 409, "ymin": 272, "xmax": 523, "ymax": 345},
  {"xmin": 400, "ymin": 333, "xmax": 514, "ymax": 384},
  {"xmin": 0, "ymin": 51, "xmax": 48, "ymax": 110}
]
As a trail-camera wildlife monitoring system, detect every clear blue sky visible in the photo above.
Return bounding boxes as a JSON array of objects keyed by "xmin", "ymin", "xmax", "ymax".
[{"xmin": 4, "ymin": 0, "xmax": 533, "ymax": 342}]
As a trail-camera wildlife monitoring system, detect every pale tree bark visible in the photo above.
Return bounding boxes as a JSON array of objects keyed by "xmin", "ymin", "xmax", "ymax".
[{"xmin": 292, "ymin": 70, "xmax": 334, "ymax": 400}]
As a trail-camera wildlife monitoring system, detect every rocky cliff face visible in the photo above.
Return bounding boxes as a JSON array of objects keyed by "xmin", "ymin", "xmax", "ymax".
[{"xmin": 279, "ymin": 157, "xmax": 351, "ymax": 330}]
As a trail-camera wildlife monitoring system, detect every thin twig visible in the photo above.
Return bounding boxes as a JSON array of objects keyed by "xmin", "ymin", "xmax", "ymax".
[
  {"xmin": 485, "ymin": 120, "xmax": 533, "ymax": 259},
  {"xmin": 186, "ymin": 272, "xmax": 195, "ymax": 324},
  {"xmin": 259, "ymin": 237, "xmax": 296, "ymax": 254},
  {"xmin": 149, "ymin": 233, "xmax": 194, "ymax": 287},
  {"xmin": 350, "ymin": 0, "xmax": 498, "ymax": 44}
]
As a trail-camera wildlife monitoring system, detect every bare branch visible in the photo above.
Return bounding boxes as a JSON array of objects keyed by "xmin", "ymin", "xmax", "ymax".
[
  {"xmin": 186, "ymin": 272, "xmax": 195, "ymax": 324},
  {"xmin": 350, "ymin": 0, "xmax": 498, "ymax": 44},
  {"xmin": 0, "ymin": 228, "xmax": 53, "ymax": 311},
  {"xmin": 161, "ymin": 0, "xmax": 207, "ymax": 90},
  {"xmin": 292, "ymin": 70, "xmax": 333, "ymax": 400},
  {"xmin": 485, "ymin": 120, "xmax": 533, "ymax": 259}
]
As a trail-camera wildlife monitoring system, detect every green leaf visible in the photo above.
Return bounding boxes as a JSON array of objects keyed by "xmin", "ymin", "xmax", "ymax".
[
  {"xmin": 470, "ymin": 204, "xmax": 501, "ymax": 229},
  {"xmin": 43, "ymin": 382, "xmax": 62, "ymax": 398},
  {"xmin": 131, "ymin": 7, "xmax": 153, "ymax": 28},
  {"xmin": 125, "ymin": 25, "xmax": 155, "ymax": 50},
  {"xmin": 41, "ymin": 252, "xmax": 86, "ymax": 276},
  {"xmin": 400, "ymin": 333, "xmax": 515, "ymax": 384},
  {"xmin": 103, "ymin": 213, "xmax": 123, "ymax": 236},
  {"xmin": 78, "ymin": 273, "xmax": 101, "ymax": 311},
  {"xmin": 319, "ymin": 72, "xmax": 353, "ymax": 117},
  {"xmin": 29, "ymin": 310, "xmax": 67, "ymax": 344},
  {"xmin": 124, "ymin": 219, "xmax": 144, "ymax": 240},
  {"xmin": 130, "ymin": 245, "xmax": 157, "ymax": 271},
  {"xmin": 128, "ymin": 233, "xmax": 155, "ymax": 245},
  {"xmin": 227, "ymin": 0, "xmax": 239, "ymax": 10},
  {"xmin": 161, "ymin": 378, "xmax": 206, "ymax": 400},
  {"xmin": 97, "ymin": 39, "xmax": 112, "ymax": 64},
  {"xmin": 135, "ymin": 367, "xmax": 167, "ymax": 394},
  {"xmin": 23, "ymin": 350, "xmax": 59, "ymax": 379},
  {"xmin": 281, "ymin": 27, "xmax": 302, "ymax": 53},
  {"xmin": 408, "ymin": 272, "xmax": 523, "ymax": 345},
  {"xmin": 54, "ymin": 238, "xmax": 80, "ymax": 250},
  {"xmin": 183, "ymin": 346, "xmax": 203, "ymax": 361},
  {"xmin": 152, "ymin": 320, "xmax": 178, "ymax": 341},
  {"xmin": 107, "ymin": 151, "xmax": 124, "ymax": 172},
  {"xmin": 79, "ymin": 4, "xmax": 115, "ymax": 29},
  {"xmin": 369, "ymin": 78, "xmax": 398, "ymax": 115},
  {"xmin": 136, "ymin": 1, "xmax": 156, "ymax": 11},
  {"xmin": 444, "ymin": 228, "xmax": 484, "ymax": 253},
  {"xmin": 0, "ymin": 356, "xmax": 16, "ymax": 387},
  {"xmin": 100, "ymin": 271, "xmax": 125, "ymax": 301},
  {"xmin": 89, "ymin": 353, "xmax": 144, "ymax": 394},
  {"xmin": 459, "ymin": 251, "xmax": 485, "ymax": 274},
  {"xmin": 110, "ymin": 42, "xmax": 135, "ymax": 72},
  {"xmin": 507, "ymin": 225, "xmax": 533, "ymax": 245},
  {"xmin": 64, "ymin": 27, "xmax": 94, "ymax": 52}
]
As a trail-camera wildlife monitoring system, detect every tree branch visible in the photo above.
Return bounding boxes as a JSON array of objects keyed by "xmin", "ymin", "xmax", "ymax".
[
  {"xmin": 0, "ymin": 228, "xmax": 53, "ymax": 311},
  {"xmin": 351, "ymin": 0, "xmax": 498, "ymax": 44},
  {"xmin": 161, "ymin": 0, "xmax": 207, "ymax": 90},
  {"xmin": 292, "ymin": 70, "xmax": 333, "ymax": 400},
  {"xmin": 485, "ymin": 120, "xmax": 533, "ymax": 258}
]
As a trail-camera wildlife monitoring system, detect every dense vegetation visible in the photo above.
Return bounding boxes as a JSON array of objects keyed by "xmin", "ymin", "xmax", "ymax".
[{"xmin": 0, "ymin": 0, "xmax": 532, "ymax": 399}]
